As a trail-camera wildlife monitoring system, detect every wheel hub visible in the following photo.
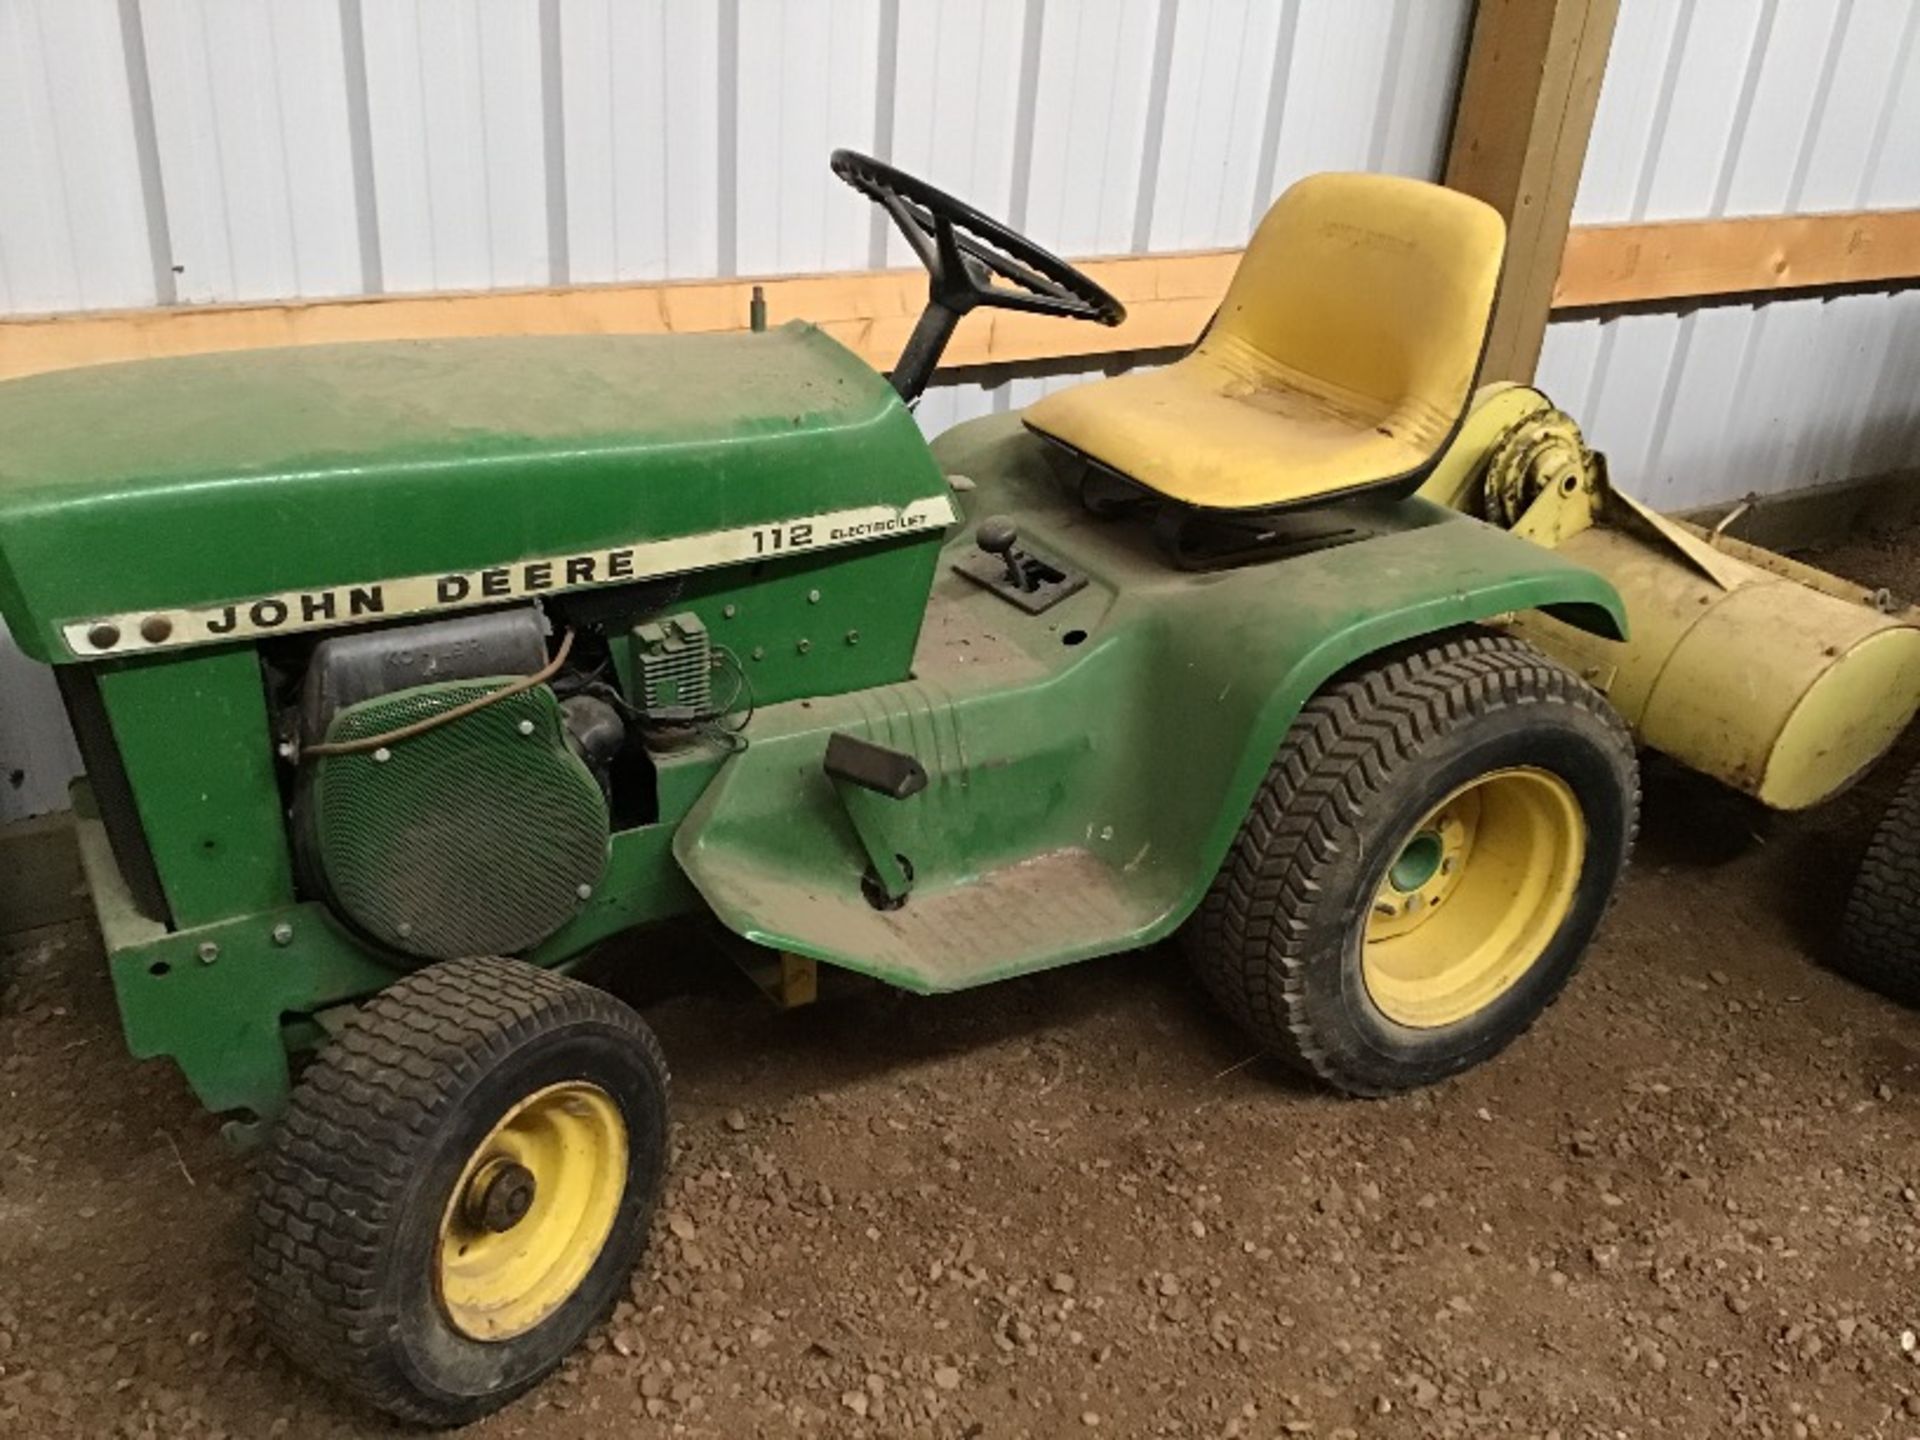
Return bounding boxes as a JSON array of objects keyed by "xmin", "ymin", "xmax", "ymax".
[
  {"xmin": 1386, "ymin": 831, "xmax": 1445, "ymax": 893},
  {"xmin": 1362, "ymin": 767, "xmax": 1586, "ymax": 1029},
  {"xmin": 464, "ymin": 1158, "xmax": 539, "ymax": 1233},
  {"xmin": 1370, "ymin": 810, "xmax": 1470, "ymax": 932},
  {"xmin": 436, "ymin": 1081, "xmax": 628, "ymax": 1341}
]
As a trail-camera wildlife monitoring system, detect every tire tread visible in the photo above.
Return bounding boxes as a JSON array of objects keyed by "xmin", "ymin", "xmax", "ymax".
[
  {"xmin": 250, "ymin": 957, "xmax": 667, "ymax": 1425},
  {"xmin": 1184, "ymin": 630, "xmax": 1638, "ymax": 1094},
  {"xmin": 1839, "ymin": 761, "xmax": 1920, "ymax": 1005}
]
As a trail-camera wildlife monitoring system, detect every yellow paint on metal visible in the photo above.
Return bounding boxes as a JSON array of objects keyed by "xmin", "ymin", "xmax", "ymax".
[
  {"xmin": 1481, "ymin": 409, "xmax": 1597, "ymax": 536},
  {"xmin": 744, "ymin": 950, "xmax": 819, "ymax": 1008},
  {"xmin": 437, "ymin": 1081, "xmax": 627, "ymax": 1341},
  {"xmin": 1421, "ymin": 391, "xmax": 1920, "ymax": 813},
  {"xmin": 1415, "ymin": 383, "xmax": 1552, "ymax": 512},
  {"xmin": 1687, "ymin": 523, "xmax": 1902, "ymax": 610},
  {"xmin": 1602, "ymin": 484, "xmax": 1751, "ymax": 592},
  {"xmin": 1762, "ymin": 625, "xmax": 1920, "ymax": 808},
  {"xmin": 1508, "ymin": 526, "xmax": 1920, "ymax": 810},
  {"xmin": 1362, "ymin": 767, "xmax": 1585, "ymax": 1029}
]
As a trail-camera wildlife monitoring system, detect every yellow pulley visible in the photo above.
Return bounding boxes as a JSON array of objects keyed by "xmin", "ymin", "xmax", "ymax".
[{"xmin": 1479, "ymin": 407, "xmax": 1596, "ymax": 530}]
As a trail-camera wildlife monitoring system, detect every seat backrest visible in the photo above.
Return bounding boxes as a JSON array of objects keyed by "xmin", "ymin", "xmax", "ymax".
[{"xmin": 1208, "ymin": 173, "xmax": 1504, "ymax": 436}]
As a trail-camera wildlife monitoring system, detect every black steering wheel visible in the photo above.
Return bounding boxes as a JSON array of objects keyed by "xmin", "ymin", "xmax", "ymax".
[{"xmin": 830, "ymin": 149, "xmax": 1126, "ymax": 402}]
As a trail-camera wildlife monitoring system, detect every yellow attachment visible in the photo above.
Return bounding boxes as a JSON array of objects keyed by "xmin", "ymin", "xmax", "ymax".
[
  {"xmin": 742, "ymin": 949, "xmax": 819, "ymax": 1009},
  {"xmin": 437, "ymin": 1081, "xmax": 628, "ymax": 1341},
  {"xmin": 1362, "ymin": 768, "xmax": 1586, "ymax": 1029},
  {"xmin": 1510, "ymin": 527, "xmax": 1920, "ymax": 810},
  {"xmin": 1023, "ymin": 172, "xmax": 1504, "ymax": 511},
  {"xmin": 1416, "ymin": 384, "xmax": 1603, "ymax": 546},
  {"xmin": 1416, "ymin": 383, "xmax": 1555, "ymax": 512},
  {"xmin": 1479, "ymin": 408, "xmax": 1600, "ymax": 544},
  {"xmin": 1420, "ymin": 387, "xmax": 1920, "ymax": 812}
]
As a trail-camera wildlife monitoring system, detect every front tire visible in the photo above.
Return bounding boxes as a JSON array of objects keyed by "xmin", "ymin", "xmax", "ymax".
[
  {"xmin": 251, "ymin": 956, "xmax": 670, "ymax": 1426},
  {"xmin": 1183, "ymin": 630, "xmax": 1637, "ymax": 1095}
]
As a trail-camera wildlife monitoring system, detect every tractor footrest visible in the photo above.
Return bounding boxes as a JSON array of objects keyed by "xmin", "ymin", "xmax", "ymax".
[{"xmin": 687, "ymin": 846, "xmax": 1151, "ymax": 993}]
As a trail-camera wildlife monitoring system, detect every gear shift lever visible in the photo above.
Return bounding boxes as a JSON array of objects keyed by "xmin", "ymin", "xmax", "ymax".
[{"xmin": 975, "ymin": 516, "xmax": 1033, "ymax": 592}]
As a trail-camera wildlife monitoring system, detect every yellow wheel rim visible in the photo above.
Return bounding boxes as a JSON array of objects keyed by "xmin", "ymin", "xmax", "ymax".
[
  {"xmin": 436, "ymin": 1081, "xmax": 627, "ymax": 1341},
  {"xmin": 1361, "ymin": 767, "xmax": 1585, "ymax": 1029}
]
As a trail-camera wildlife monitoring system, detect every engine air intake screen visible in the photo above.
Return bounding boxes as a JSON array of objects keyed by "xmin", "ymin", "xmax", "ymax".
[{"xmin": 306, "ymin": 680, "xmax": 610, "ymax": 962}]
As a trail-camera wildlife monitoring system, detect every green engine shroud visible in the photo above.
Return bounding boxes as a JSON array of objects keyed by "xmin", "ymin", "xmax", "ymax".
[
  {"xmin": 0, "ymin": 323, "xmax": 948, "ymax": 663},
  {"xmin": 304, "ymin": 681, "xmax": 610, "ymax": 963}
]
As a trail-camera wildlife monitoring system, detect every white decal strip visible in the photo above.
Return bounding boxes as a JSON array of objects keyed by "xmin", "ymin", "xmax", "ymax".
[{"xmin": 61, "ymin": 495, "xmax": 960, "ymax": 657}]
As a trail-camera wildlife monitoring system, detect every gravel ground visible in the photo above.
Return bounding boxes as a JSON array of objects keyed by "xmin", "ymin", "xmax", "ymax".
[{"xmin": 7, "ymin": 527, "xmax": 1920, "ymax": 1440}]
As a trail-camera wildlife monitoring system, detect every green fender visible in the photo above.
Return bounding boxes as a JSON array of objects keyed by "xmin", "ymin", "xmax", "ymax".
[{"xmin": 674, "ymin": 415, "xmax": 1626, "ymax": 991}]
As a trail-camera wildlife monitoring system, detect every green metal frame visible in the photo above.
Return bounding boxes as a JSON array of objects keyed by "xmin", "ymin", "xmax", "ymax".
[
  {"xmin": 674, "ymin": 414, "xmax": 1626, "ymax": 989},
  {"xmin": 23, "ymin": 344, "xmax": 1625, "ymax": 1138}
]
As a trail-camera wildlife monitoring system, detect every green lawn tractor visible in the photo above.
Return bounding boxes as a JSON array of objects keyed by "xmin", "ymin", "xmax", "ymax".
[{"xmin": 0, "ymin": 153, "xmax": 1644, "ymax": 1423}]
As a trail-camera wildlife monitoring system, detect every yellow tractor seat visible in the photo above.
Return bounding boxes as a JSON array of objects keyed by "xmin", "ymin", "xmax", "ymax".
[{"xmin": 1024, "ymin": 172, "xmax": 1505, "ymax": 512}]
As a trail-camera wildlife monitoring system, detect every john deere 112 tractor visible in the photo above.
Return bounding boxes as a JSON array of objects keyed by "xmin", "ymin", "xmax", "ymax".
[{"xmin": 0, "ymin": 154, "xmax": 1644, "ymax": 1422}]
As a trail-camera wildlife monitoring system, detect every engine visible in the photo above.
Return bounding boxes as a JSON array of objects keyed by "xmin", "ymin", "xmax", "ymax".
[{"xmin": 285, "ymin": 607, "xmax": 654, "ymax": 963}]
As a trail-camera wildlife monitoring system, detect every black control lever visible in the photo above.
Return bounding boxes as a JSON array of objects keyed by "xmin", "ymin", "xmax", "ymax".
[
  {"xmin": 975, "ymin": 516, "xmax": 1037, "ymax": 592},
  {"xmin": 953, "ymin": 513, "xmax": 1088, "ymax": 616}
]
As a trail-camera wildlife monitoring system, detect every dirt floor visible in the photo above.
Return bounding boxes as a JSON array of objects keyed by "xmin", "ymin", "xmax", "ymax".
[{"xmin": 11, "ymin": 527, "xmax": 1920, "ymax": 1440}]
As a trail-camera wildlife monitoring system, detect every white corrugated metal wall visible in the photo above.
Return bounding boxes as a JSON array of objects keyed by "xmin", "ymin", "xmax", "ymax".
[
  {"xmin": 1537, "ymin": 0, "xmax": 1920, "ymax": 512},
  {"xmin": 1, "ymin": 0, "xmax": 1467, "ymax": 308},
  {"xmin": 0, "ymin": 0, "xmax": 1472, "ymax": 821}
]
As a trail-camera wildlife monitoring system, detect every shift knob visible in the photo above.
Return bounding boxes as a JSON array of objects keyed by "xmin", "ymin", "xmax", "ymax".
[{"xmin": 975, "ymin": 516, "xmax": 1018, "ymax": 557}]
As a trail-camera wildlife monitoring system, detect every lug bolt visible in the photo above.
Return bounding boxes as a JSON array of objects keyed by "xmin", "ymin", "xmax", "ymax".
[
  {"xmin": 196, "ymin": 941, "xmax": 220, "ymax": 965},
  {"xmin": 846, "ymin": 629, "xmax": 860, "ymax": 645},
  {"xmin": 723, "ymin": 603, "xmax": 738, "ymax": 619},
  {"xmin": 796, "ymin": 638, "xmax": 811, "ymax": 655},
  {"xmin": 271, "ymin": 922, "xmax": 294, "ymax": 947},
  {"xmin": 807, "ymin": 589, "xmax": 821, "ymax": 604}
]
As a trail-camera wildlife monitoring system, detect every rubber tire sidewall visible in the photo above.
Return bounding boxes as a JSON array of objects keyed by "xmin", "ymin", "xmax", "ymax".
[
  {"xmin": 384, "ymin": 1021, "xmax": 667, "ymax": 1423},
  {"xmin": 1292, "ymin": 699, "xmax": 1633, "ymax": 1091}
]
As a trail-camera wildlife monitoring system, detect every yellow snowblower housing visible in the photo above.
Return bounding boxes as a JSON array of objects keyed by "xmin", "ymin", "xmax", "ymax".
[{"xmin": 1024, "ymin": 172, "xmax": 1504, "ymax": 511}]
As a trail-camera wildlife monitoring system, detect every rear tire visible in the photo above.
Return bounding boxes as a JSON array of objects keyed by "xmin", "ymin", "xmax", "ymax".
[
  {"xmin": 1183, "ymin": 630, "xmax": 1637, "ymax": 1095},
  {"xmin": 1839, "ymin": 760, "xmax": 1920, "ymax": 1005},
  {"xmin": 251, "ymin": 956, "xmax": 670, "ymax": 1426}
]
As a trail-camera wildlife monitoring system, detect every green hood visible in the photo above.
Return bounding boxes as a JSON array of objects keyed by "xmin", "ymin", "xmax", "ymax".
[{"xmin": 0, "ymin": 323, "xmax": 950, "ymax": 663}]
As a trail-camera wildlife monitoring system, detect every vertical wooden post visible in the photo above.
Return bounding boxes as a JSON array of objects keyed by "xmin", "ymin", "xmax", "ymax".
[{"xmin": 1445, "ymin": 0, "xmax": 1620, "ymax": 382}]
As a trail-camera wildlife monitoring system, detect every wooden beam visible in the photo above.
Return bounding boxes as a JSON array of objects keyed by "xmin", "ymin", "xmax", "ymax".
[
  {"xmin": 0, "ymin": 250, "xmax": 1239, "ymax": 384},
  {"xmin": 1445, "ymin": 0, "xmax": 1621, "ymax": 382},
  {"xmin": 4, "ymin": 208, "xmax": 1916, "ymax": 387},
  {"xmin": 1555, "ymin": 208, "xmax": 1920, "ymax": 308}
]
